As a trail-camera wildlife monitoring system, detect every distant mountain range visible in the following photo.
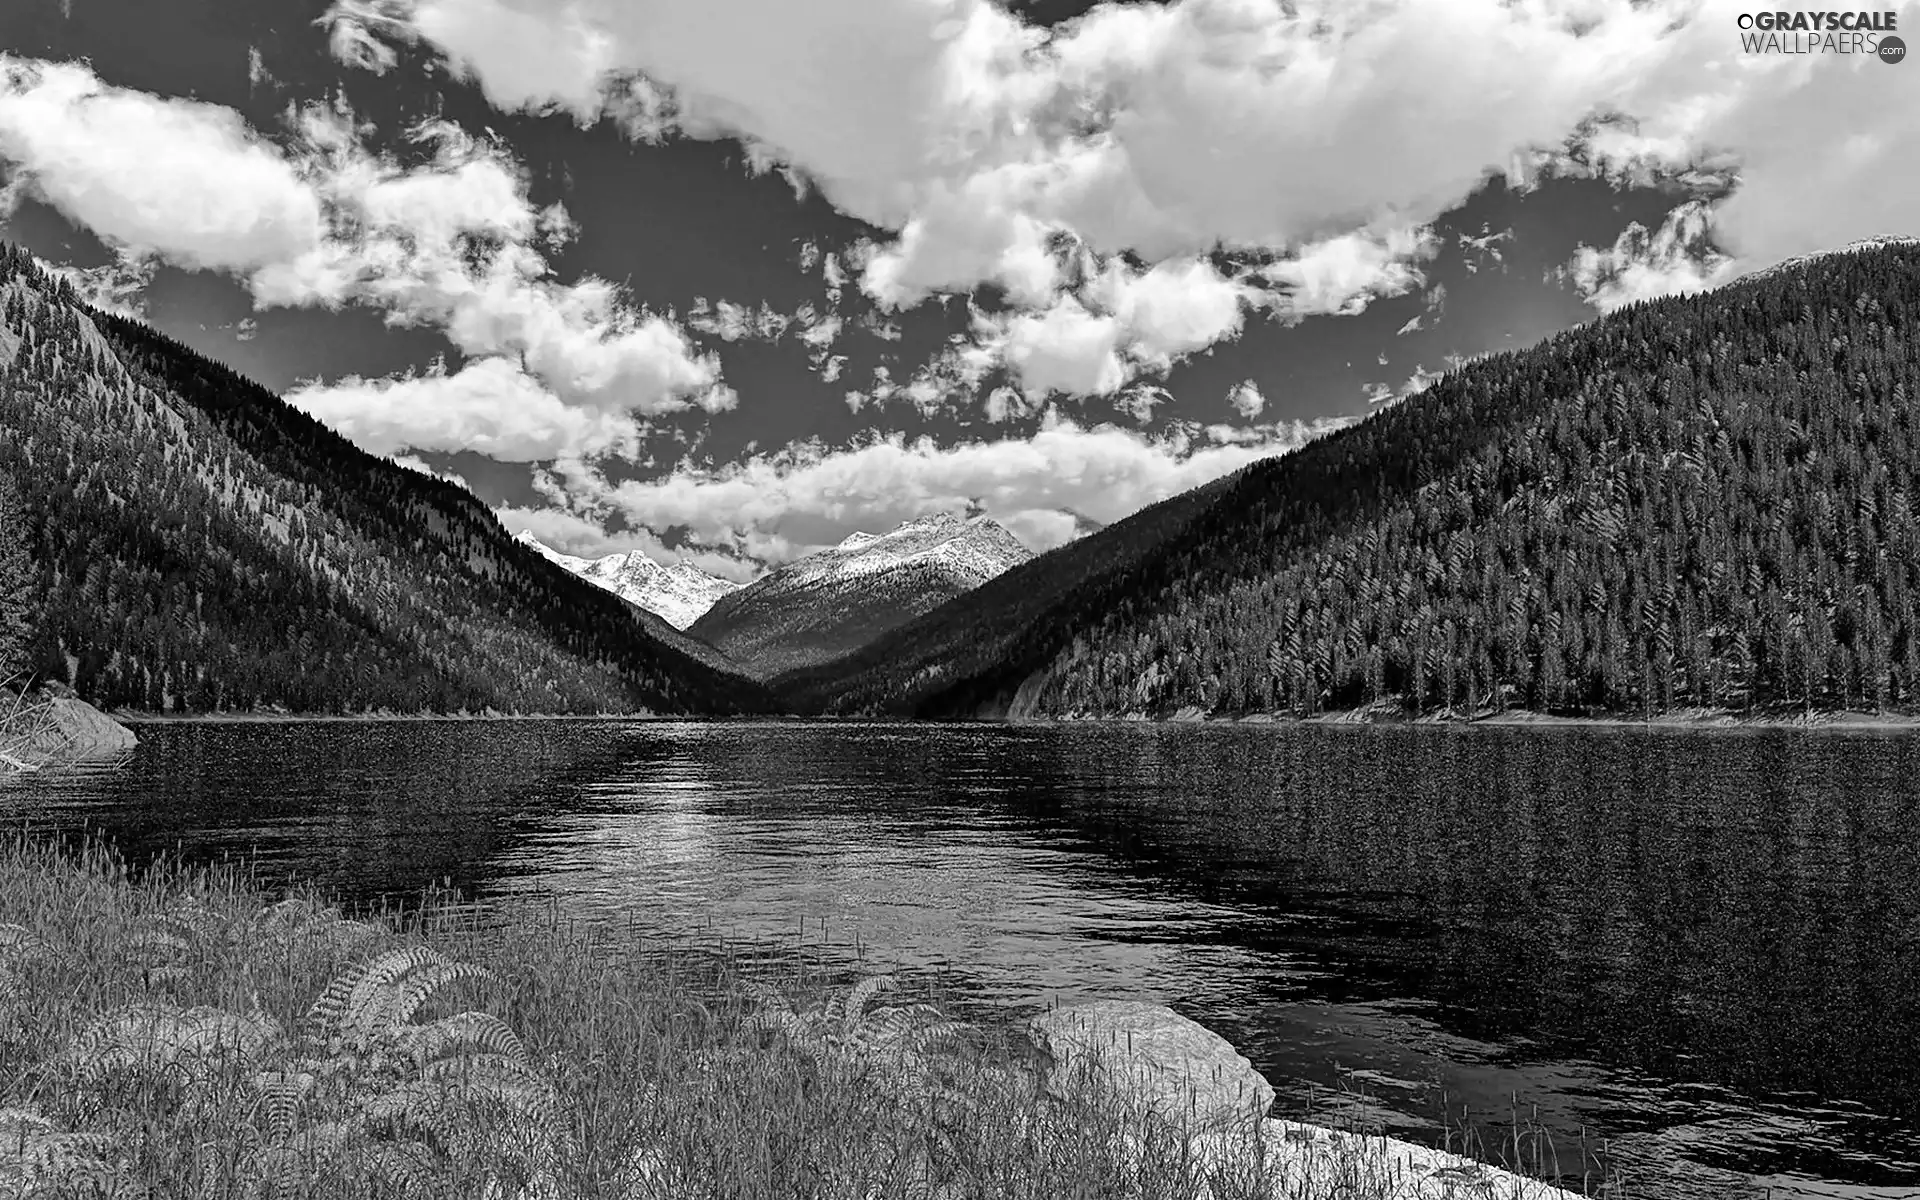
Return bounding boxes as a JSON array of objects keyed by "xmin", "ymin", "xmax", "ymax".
[
  {"xmin": 0, "ymin": 244, "xmax": 766, "ymax": 716},
  {"xmin": 777, "ymin": 239, "xmax": 1920, "ymax": 720},
  {"xmin": 689, "ymin": 512, "xmax": 1033, "ymax": 677},
  {"xmin": 514, "ymin": 532, "xmax": 740, "ymax": 630}
]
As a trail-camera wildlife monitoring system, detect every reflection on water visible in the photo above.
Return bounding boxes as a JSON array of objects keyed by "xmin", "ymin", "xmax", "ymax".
[{"xmin": 4, "ymin": 719, "xmax": 1919, "ymax": 1199}]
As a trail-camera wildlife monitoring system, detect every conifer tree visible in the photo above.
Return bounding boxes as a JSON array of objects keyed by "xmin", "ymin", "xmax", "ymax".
[{"xmin": 0, "ymin": 473, "xmax": 34, "ymax": 681}]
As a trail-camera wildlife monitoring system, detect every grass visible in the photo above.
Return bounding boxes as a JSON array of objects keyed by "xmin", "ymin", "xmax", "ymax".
[
  {"xmin": 0, "ymin": 832, "xmax": 1616, "ymax": 1199},
  {"xmin": 0, "ymin": 682, "xmax": 54, "ymax": 773}
]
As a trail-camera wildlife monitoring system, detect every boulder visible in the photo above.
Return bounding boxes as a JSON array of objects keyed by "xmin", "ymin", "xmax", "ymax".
[
  {"xmin": 43, "ymin": 697, "xmax": 138, "ymax": 753},
  {"xmin": 4, "ymin": 695, "xmax": 137, "ymax": 767},
  {"xmin": 1187, "ymin": 1119, "xmax": 1586, "ymax": 1200},
  {"xmin": 1025, "ymin": 1000, "xmax": 1273, "ymax": 1131}
]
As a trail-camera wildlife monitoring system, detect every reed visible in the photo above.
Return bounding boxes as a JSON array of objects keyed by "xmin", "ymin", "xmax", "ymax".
[
  {"xmin": 0, "ymin": 681, "xmax": 53, "ymax": 773},
  {"xmin": 0, "ymin": 833, "xmax": 1615, "ymax": 1199}
]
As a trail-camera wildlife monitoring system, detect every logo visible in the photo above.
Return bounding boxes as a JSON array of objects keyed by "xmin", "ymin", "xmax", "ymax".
[{"xmin": 1738, "ymin": 10, "xmax": 1904, "ymax": 57}]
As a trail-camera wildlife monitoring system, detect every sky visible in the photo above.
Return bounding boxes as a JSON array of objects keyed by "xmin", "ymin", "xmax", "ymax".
[{"xmin": 0, "ymin": 0, "xmax": 1913, "ymax": 581}]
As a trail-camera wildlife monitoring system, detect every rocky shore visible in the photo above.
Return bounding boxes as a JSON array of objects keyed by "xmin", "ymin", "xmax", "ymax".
[
  {"xmin": 1026, "ymin": 999, "xmax": 1583, "ymax": 1200},
  {"xmin": 0, "ymin": 685, "xmax": 136, "ymax": 771}
]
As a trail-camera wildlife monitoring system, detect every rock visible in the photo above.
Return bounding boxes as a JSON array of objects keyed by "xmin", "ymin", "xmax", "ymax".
[
  {"xmin": 1025, "ymin": 1001, "xmax": 1273, "ymax": 1131},
  {"xmin": 45, "ymin": 697, "xmax": 138, "ymax": 753},
  {"xmin": 1186, "ymin": 1119, "xmax": 1586, "ymax": 1200},
  {"xmin": 6, "ymin": 696, "xmax": 137, "ymax": 766}
]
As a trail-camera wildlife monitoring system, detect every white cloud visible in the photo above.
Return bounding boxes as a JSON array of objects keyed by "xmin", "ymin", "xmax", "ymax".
[
  {"xmin": 319, "ymin": 0, "xmax": 1692, "ymax": 378},
  {"xmin": 990, "ymin": 297, "xmax": 1128, "ymax": 399},
  {"xmin": 390, "ymin": 453, "xmax": 472, "ymax": 490},
  {"xmin": 0, "ymin": 59, "xmax": 731, "ymax": 461},
  {"xmin": 1568, "ymin": 200, "xmax": 1736, "ymax": 311},
  {"xmin": 1363, "ymin": 362, "xmax": 1445, "ymax": 408},
  {"xmin": 934, "ymin": 254, "xmax": 1261, "ymax": 409},
  {"xmin": 546, "ymin": 413, "xmax": 1345, "ymax": 566},
  {"xmin": 1086, "ymin": 256, "xmax": 1253, "ymax": 369},
  {"xmin": 686, "ymin": 297, "xmax": 794, "ymax": 342},
  {"xmin": 34, "ymin": 251, "xmax": 154, "ymax": 318},
  {"xmin": 319, "ymin": 0, "xmax": 1920, "ymax": 381},
  {"xmin": 1226, "ymin": 379, "xmax": 1265, "ymax": 419},
  {"xmin": 1546, "ymin": 1, "xmax": 1920, "ymax": 282},
  {"xmin": 287, "ymin": 356, "xmax": 653, "ymax": 461},
  {"xmin": 0, "ymin": 57, "xmax": 325, "ymax": 272},
  {"xmin": 1256, "ymin": 226, "xmax": 1441, "ymax": 319}
]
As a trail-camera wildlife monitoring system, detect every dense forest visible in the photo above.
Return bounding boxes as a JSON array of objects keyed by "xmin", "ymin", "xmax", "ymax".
[
  {"xmin": 0, "ymin": 472, "xmax": 30, "ymax": 681},
  {"xmin": 0, "ymin": 245, "xmax": 768, "ymax": 716},
  {"xmin": 789, "ymin": 241, "xmax": 1920, "ymax": 720}
]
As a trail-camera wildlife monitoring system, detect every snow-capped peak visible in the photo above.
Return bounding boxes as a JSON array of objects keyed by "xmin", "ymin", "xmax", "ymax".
[
  {"xmin": 777, "ymin": 511, "xmax": 1030, "ymax": 590},
  {"xmin": 1738, "ymin": 235, "xmax": 1920, "ymax": 287},
  {"xmin": 517, "ymin": 532, "xmax": 741, "ymax": 629}
]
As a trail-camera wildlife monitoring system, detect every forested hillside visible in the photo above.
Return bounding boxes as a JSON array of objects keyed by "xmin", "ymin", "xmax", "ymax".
[
  {"xmin": 0, "ymin": 473, "xmax": 31, "ymax": 681},
  {"xmin": 772, "ymin": 473, "xmax": 1240, "ymax": 713},
  {"xmin": 0, "ymin": 246, "xmax": 767, "ymax": 716},
  {"xmin": 979, "ymin": 241, "xmax": 1920, "ymax": 720}
]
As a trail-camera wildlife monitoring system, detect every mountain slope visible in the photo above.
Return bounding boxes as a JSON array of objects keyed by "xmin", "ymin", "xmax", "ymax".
[
  {"xmin": 0, "ymin": 246, "xmax": 767, "ymax": 716},
  {"xmin": 769, "ymin": 472, "xmax": 1242, "ymax": 715},
  {"xmin": 515, "ymin": 532, "xmax": 740, "ymax": 630},
  {"xmin": 689, "ymin": 512, "xmax": 1031, "ymax": 677},
  {"xmin": 945, "ymin": 241, "xmax": 1920, "ymax": 719}
]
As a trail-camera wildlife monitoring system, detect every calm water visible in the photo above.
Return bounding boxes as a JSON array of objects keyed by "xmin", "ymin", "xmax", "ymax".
[{"xmin": 4, "ymin": 719, "xmax": 1919, "ymax": 1199}]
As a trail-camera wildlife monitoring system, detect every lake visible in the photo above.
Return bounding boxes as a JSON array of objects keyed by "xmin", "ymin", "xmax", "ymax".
[{"xmin": 3, "ymin": 719, "xmax": 1918, "ymax": 1199}]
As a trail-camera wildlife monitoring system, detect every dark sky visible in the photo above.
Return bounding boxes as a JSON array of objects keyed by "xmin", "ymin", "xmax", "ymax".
[{"xmin": 0, "ymin": 0, "xmax": 1765, "ymax": 573}]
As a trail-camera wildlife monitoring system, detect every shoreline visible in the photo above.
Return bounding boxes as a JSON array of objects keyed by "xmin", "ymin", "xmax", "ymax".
[
  {"xmin": 1058, "ymin": 701, "xmax": 1920, "ymax": 732},
  {"xmin": 97, "ymin": 706, "xmax": 1920, "ymax": 731},
  {"xmin": 0, "ymin": 835, "xmax": 1589, "ymax": 1200},
  {"xmin": 107, "ymin": 709, "xmax": 661, "ymax": 725}
]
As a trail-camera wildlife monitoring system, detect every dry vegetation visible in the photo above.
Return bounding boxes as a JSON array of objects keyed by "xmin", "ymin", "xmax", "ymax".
[{"xmin": 0, "ymin": 834, "xmax": 1611, "ymax": 1199}]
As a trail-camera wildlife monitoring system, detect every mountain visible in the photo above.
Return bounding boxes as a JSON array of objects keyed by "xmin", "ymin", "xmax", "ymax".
[
  {"xmin": 834, "ymin": 239, "xmax": 1920, "ymax": 720},
  {"xmin": 514, "ymin": 532, "xmax": 740, "ymax": 630},
  {"xmin": 0, "ymin": 245, "xmax": 768, "ymax": 716},
  {"xmin": 769, "ymin": 474, "xmax": 1241, "ymax": 714},
  {"xmin": 688, "ymin": 512, "xmax": 1032, "ymax": 677}
]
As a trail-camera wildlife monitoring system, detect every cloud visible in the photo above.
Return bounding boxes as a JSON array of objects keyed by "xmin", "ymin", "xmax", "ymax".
[
  {"xmin": 1568, "ymin": 200, "xmax": 1736, "ymax": 311},
  {"xmin": 1086, "ymin": 256, "xmax": 1254, "ymax": 369},
  {"xmin": 34, "ymin": 251, "xmax": 154, "ymax": 318},
  {"xmin": 1547, "ymin": 1, "xmax": 1920, "ymax": 281},
  {"xmin": 390, "ymin": 453, "xmax": 472, "ymax": 490},
  {"xmin": 929, "ymin": 254, "xmax": 1262, "ymax": 409},
  {"xmin": 686, "ymin": 297, "xmax": 795, "ymax": 342},
  {"xmin": 1364, "ymin": 362, "xmax": 1445, "ymax": 408},
  {"xmin": 0, "ymin": 59, "xmax": 730, "ymax": 458},
  {"xmin": 1226, "ymin": 379, "xmax": 1265, "ymax": 419},
  {"xmin": 286, "ymin": 356, "xmax": 655, "ymax": 461},
  {"xmin": 0, "ymin": 57, "xmax": 325, "ymax": 272},
  {"xmin": 539, "ymin": 412, "xmax": 1347, "ymax": 567},
  {"xmin": 992, "ymin": 296, "xmax": 1127, "ymax": 398},
  {"xmin": 1256, "ymin": 226, "xmax": 1441, "ymax": 319},
  {"xmin": 320, "ymin": 0, "xmax": 1689, "ymax": 378}
]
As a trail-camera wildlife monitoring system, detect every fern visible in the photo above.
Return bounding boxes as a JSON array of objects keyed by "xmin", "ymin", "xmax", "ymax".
[
  {"xmin": 47, "ymin": 942, "xmax": 560, "ymax": 1199},
  {"xmin": 744, "ymin": 974, "xmax": 973, "ymax": 1074},
  {"xmin": 0, "ymin": 1105, "xmax": 122, "ymax": 1196},
  {"xmin": 267, "ymin": 945, "xmax": 557, "ymax": 1196},
  {"xmin": 66, "ymin": 1003, "xmax": 287, "ymax": 1079}
]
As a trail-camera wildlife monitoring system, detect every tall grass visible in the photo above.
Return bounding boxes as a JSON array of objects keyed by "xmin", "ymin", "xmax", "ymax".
[
  {"xmin": 0, "ymin": 682, "xmax": 53, "ymax": 773},
  {"xmin": 0, "ymin": 834, "xmax": 1609, "ymax": 1199}
]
